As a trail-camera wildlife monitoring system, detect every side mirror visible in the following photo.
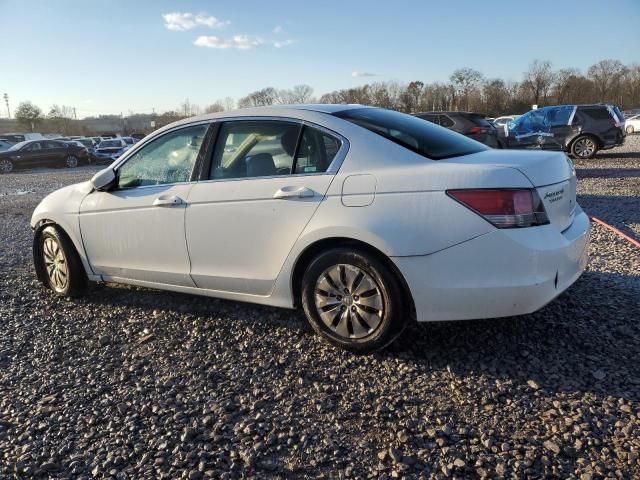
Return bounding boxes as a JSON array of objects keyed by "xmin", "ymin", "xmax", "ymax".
[{"xmin": 91, "ymin": 168, "xmax": 116, "ymax": 191}]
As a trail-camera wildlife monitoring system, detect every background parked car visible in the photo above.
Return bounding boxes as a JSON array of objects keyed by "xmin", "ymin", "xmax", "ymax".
[
  {"xmin": 0, "ymin": 133, "xmax": 45, "ymax": 143},
  {"xmin": 624, "ymin": 114, "xmax": 640, "ymax": 134},
  {"xmin": 92, "ymin": 138, "xmax": 130, "ymax": 163},
  {"xmin": 415, "ymin": 111, "xmax": 499, "ymax": 147},
  {"xmin": 0, "ymin": 139, "xmax": 87, "ymax": 173},
  {"xmin": 498, "ymin": 104, "xmax": 625, "ymax": 158}
]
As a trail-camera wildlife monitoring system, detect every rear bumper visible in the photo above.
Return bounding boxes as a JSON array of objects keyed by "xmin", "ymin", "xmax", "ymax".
[{"xmin": 392, "ymin": 207, "xmax": 590, "ymax": 322}]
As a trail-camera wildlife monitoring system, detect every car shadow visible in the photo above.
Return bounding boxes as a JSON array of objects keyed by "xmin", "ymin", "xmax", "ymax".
[
  {"xmin": 70, "ymin": 266, "xmax": 640, "ymax": 403},
  {"xmin": 387, "ymin": 270, "xmax": 640, "ymax": 402}
]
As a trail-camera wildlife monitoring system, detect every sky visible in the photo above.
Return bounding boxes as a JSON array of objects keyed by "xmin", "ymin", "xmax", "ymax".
[{"xmin": 0, "ymin": 0, "xmax": 638, "ymax": 118}]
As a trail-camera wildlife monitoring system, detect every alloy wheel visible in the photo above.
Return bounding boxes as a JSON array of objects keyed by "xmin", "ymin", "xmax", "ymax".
[
  {"xmin": 66, "ymin": 155, "xmax": 78, "ymax": 168},
  {"xmin": 627, "ymin": 126, "xmax": 634, "ymax": 134},
  {"xmin": 0, "ymin": 159, "xmax": 13, "ymax": 173},
  {"xmin": 574, "ymin": 138, "xmax": 595, "ymax": 158},
  {"xmin": 43, "ymin": 236, "xmax": 68, "ymax": 291},
  {"xmin": 314, "ymin": 264, "xmax": 384, "ymax": 339}
]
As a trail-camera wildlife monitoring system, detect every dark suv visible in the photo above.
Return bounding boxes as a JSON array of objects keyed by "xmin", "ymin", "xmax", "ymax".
[
  {"xmin": 415, "ymin": 111, "xmax": 499, "ymax": 147},
  {"xmin": 496, "ymin": 104, "xmax": 625, "ymax": 159}
]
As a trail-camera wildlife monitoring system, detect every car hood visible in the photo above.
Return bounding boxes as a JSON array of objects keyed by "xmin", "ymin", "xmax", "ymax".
[{"xmin": 31, "ymin": 181, "xmax": 93, "ymax": 228}]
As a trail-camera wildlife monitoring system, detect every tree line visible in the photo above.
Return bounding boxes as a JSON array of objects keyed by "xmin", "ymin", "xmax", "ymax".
[{"xmin": 9, "ymin": 58, "xmax": 639, "ymax": 134}]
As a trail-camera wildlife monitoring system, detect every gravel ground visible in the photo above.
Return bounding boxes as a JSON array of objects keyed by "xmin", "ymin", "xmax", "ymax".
[{"xmin": 0, "ymin": 142, "xmax": 639, "ymax": 479}]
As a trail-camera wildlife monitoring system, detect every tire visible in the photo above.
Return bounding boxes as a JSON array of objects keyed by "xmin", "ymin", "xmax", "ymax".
[
  {"xmin": 301, "ymin": 248, "xmax": 407, "ymax": 352},
  {"xmin": 626, "ymin": 125, "xmax": 634, "ymax": 134},
  {"xmin": 570, "ymin": 135, "xmax": 598, "ymax": 159},
  {"xmin": 65, "ymin": 155, "xmax": 79, "ymax": 168},
  {"xmin": 34, "ymin": 224, "xmax": 88, "ymax": 297},
  {"xmin": 0, "ymin": 158, "xmax": 13, "ymax": 174}
]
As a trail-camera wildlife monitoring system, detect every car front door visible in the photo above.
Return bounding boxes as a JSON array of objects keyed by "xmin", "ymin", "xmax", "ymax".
[
  {"xmin": 79, "ymin": 123, "xmax": 211, "ymax": 286},
  {"xmin": 18, "ymin": 142, "xmax": 45, "ymax": 167},
  {"xmin": 543, "ymin": 106, "xmax": 577, "ymax": 150},
  {"xmin": 185, "ymin": 119, "xmax": 345, "ymax": 296},
  {"xmin": 505, "ymin": 109, "xmax": 548, "ymax": 149}
]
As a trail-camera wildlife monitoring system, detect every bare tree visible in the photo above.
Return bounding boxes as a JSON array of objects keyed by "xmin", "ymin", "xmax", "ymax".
[
  {"xmin": 238, "ymin": 87, "xmax": 278, "ymax": 108},
  {"xmin": 523, "ymin": 60, "xmax": 555, "ymax": 106},
  {"xmin": 48, "ymin": 105, "xmax": 75, "ymax": 134},
  {"xmin": 449, "ymin": 68, "xmax": 483, "ymax": 111},
  {"xmin": 223, "ymin": 97, "xmax": 236, "ymax": 111},
  {"xmin": 399, "ymin": 81, "xmax": 424, "ymax": 113},
  {"xmin": 204, "ymin": 101, "xmax": 225, "ymax": 113},
  {"xmin": 587, "ymin": 59, "xmax": 625, "ymax": 103}
]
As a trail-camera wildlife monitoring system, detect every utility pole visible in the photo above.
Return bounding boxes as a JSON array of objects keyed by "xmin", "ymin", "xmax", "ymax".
[
  {"xmin": 73, "ymin": 107, "xmax": 77, "ymax": 120},
  {"xmin": 3, "ymin": 93, "xmax": 9, "ymax": 118}
]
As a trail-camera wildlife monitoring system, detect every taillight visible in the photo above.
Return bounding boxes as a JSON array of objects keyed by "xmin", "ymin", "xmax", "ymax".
[
  {"xmin": 446, "ymin": 189, "xmax": 549, "ymax": 228},
  {"xmin": 468, "ymin": 127, "xmax": 487, "ymax": 135}
]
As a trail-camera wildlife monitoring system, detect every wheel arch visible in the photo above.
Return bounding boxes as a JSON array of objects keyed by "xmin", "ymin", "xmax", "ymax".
[{"xmin": 290, "ymin": 236, "xmax": 416, "ymax": 319}]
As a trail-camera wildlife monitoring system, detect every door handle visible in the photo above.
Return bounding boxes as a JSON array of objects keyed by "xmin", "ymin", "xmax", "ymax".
[
  {"xmin": 153, "ymin": 195, "xmax": 185, "ymax": 207},
  {"xmin": 273, "ymin": 186, "xmax": 315, "ymax": 199}
]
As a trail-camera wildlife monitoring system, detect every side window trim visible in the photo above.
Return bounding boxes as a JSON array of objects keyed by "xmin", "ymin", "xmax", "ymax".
[
  {"xmin": 112, "ymin": 122, "xmax": 213, "ymax": 191},
  {"xmin": 199, "ymin": 117, "xmax": 349, "ymax": 183}
]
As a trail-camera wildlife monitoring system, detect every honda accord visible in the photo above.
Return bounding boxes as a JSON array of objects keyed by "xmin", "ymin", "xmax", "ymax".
[{"xmin": 31, "ymin": 105, "xmax": 590, "ymax": 352}]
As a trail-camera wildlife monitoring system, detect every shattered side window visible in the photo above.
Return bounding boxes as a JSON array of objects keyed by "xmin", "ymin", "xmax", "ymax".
[
  {"xmin": 546, "ymin": 106, "xmax": 574, "ymax": 126},
  {"xmin": 117, "ymin": 124, "xmax": 207, "ymax": 189}
]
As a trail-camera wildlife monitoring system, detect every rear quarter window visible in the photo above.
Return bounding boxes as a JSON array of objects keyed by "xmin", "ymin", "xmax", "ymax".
[
  {"xmin": 581, "ymin": 108, "xmax": 613, "ymax": 121},
  {"xmin": 335, "ymin": 108, "xmax": 488, "ymax": 160}
]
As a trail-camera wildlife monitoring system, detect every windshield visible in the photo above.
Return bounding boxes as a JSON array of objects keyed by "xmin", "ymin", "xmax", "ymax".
[
  {"xmin": 334, "ymin": 107, "xmax": 487, "ymax": 159},
  {"xmin": 9, "ymin": 141, "xmax": 29, "ymax": 151},
  {"xmin": 99, "ymin": 140, "xmax": 122, "ymax": 148},
  {"xmin": 78, "ymin": 139, "xmax": 93, "ymax": 147}
]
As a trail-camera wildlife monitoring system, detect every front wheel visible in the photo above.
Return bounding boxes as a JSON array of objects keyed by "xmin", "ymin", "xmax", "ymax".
[
  {"xmin": 570, "ymin": 136, "xmax": 598, "ymax": 159},
  {"xmin": 65, "ymin": 155, "xmax": 79, "ymax": 168},
  {"xmin": 35, "ymin": 225, "xmax": 87, "ymax": 296},
  {"xmin": 301, "ymin": 248, "xmax": 407, "ymax": 352},
  {"xmin": 626, "ymin": 125, "xmax": 635, "ymax": 134},
  {"xmin": 0, "ymin": 158, "xmax": 13, "ymax": 174}
]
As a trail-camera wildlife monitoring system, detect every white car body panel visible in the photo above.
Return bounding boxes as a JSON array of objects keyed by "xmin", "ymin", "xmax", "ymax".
[
  {"xmin": 625, "ymin": 115, "xmax": 640, "ymax": 131},
  {"xmin": 79, "ymin": 183, "xmax": 196, "ymax": 286},
  {"xmin": 31, "ymin": 105, "xmax": 590, "ymax": 323},
  {"xmin": 186, "ymin": 174, "xmax": 335, "ymax": 295}
]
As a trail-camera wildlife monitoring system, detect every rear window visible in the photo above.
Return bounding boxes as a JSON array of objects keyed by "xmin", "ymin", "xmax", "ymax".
[
  {"xmin": 581, "ymin": 107, "xmax": 613, "ymax": 121},
  {"xmin": 335, "ymin": 108, "xmax": 487, "ymax": 160},
  {"xmin": 465, "ymin": 114, "xmax": 492, "ymax": 127}
]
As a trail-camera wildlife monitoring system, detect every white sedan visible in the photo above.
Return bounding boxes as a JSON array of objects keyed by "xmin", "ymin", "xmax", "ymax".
[
  {"xmin": 31, "ymin": 105, "xmax": 590, "ymax": 352},
  {"xmin": 624, "ymin": 114, "xmax": 640, "ymax": 134}
]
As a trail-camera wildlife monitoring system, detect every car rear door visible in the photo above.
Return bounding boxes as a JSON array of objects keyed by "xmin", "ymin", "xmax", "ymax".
[{"xmin": 185, "ymin": 119, "xmax": 346, "ymax": 296}]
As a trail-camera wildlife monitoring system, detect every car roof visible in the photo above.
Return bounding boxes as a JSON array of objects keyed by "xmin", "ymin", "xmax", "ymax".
[{"xmin": 189, "ymin": 103, "xmax": 368, "ymax": 122}]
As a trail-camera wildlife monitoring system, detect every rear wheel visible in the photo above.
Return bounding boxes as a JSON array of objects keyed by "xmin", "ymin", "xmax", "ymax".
[
  {"xmin": 626, "ymin": 125, "xmax": 635, "ymax": 134},
  {"xmin": 301, "ymin": 248, "xmax": 406, "ymax": 352},
  {"xmin": 0, "ymin": 158, "xmax": 13, "ymax": 174},
  {"xmin": 65, "ymin": 155, "xmax": 79, "ymax": 168},
  {"xmin": 35, "ymin": 225, "xmax": 87, "ymax": 296},
  {"xmin": 570, "ymin": 135, "xmax": 598, "ymax": 159}
]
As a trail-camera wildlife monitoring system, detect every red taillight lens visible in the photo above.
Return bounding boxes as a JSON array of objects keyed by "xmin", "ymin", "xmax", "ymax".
[
  {"xmin": 447, "ymin": 189, "xmax": 549, "ymax": 228},
  {"xmin": 468, "ymin": 127, "xmax": 486, "ymax": 135}
]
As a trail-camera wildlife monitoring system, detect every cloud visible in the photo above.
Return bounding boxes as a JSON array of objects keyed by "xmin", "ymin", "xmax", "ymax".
[
  {"xmin": 273, "ymin": 25, "xmax": 283, "ymax": 34},
  {"xmin": 163, "ymin": 12, "xmax": 230, "ymax": 31},
  {"xmin": 194, "ymin": 35, "xmax": 263, "ymax": 50},
  {"xmin": 352, "ymin": 71, "xmax": 378, "ymax": 78},
  {"xmin": 273, "ymin": 39, "xmax": 294, "ymax": 48}
]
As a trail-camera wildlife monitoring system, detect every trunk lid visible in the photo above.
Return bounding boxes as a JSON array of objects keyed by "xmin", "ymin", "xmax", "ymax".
[{"xmin": 446, "ymin": 149, "xmax": 577, "ymax": 231}]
